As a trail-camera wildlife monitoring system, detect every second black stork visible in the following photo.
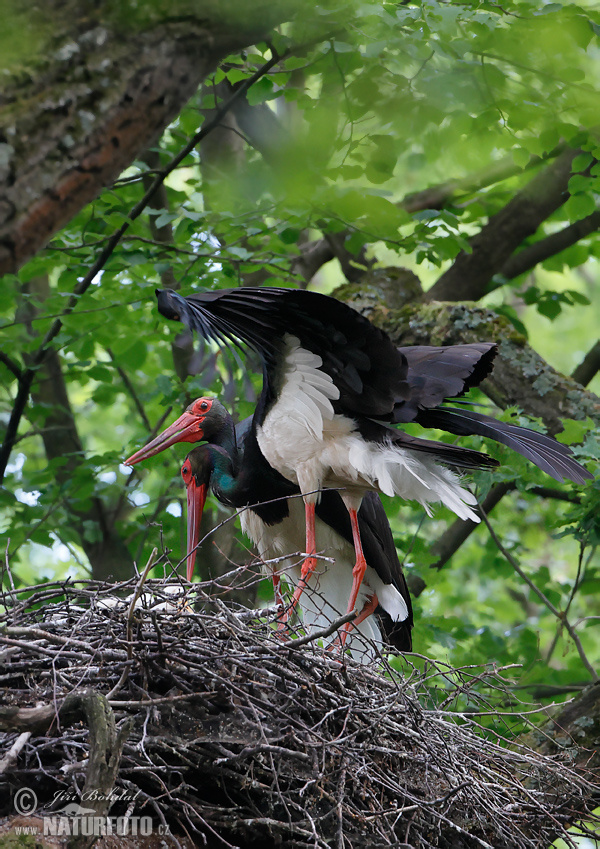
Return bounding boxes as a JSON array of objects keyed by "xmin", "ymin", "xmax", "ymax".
[
  {"xmin": 149, "ymin": 287, "xmax": 592, "ymax": 634},
  {"xmin": 125, "ymin": 397, "xmax": 414, "ymax": 656}
]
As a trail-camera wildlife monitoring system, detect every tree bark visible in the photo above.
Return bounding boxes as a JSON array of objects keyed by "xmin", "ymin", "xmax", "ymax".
[
  {"xmin": 0, "ymin": 0, "xmax": 296, "ymax": 277},
  {"xmin": 339, "ymin": 282, "xmax": 600, "ymax": 435},
  {"xmin": 427, "ymin": 148, "xmax": 582, "ymax": 302}
]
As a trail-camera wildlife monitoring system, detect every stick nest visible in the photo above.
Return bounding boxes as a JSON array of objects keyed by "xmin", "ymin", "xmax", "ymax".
[{"xmin": 0, "ymin": 576, "xmax": 597, "ymax": 849}]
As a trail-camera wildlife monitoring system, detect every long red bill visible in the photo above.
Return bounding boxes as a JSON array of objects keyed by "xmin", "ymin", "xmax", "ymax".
[
  {"xmin": 124, "ymin": 412, "xmax": 204, "ymax": 465},
  {"xmin": 186, "ymin": 479, "xmax": 208, "ymax": 582}
]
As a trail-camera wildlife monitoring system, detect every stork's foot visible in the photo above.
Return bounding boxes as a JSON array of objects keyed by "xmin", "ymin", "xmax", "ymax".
[
  {"xmin": 326, "ymin": 636, "xmax": 345, "ymax": 655},
  {"xmin": 271, "ymin": 626, "xmax": 291, "ymax": 642},
  {"xmin": 339, "ymin": 593, "xmax": 380, "ymax": 647},
  {"xmin": 271, "ymin": 598, "xmax": 298, "ymax": 640},
  {"xmin": 274, "ymin": 614, "xmax": 292, "ymax": 637},
  {"xmin": 275, "ymin": 551, "xmax": 316, "ymax": 633}
]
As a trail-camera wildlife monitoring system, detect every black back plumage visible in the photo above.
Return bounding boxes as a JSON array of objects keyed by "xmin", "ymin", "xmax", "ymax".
[{"xmin": 155, "ymin": 286, "xmax": 592, "ymax": 485}]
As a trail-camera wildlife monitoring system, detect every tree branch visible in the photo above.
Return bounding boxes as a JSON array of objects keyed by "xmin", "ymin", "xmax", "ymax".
[
  {"xmin": 479, "ymin": 504, "xmax": 599, "ymax": 682},
  {"xmin": 497, "ymin": 210, "xmax": 600, "ymax": 284},
  {"xmin": 0, "ymin": 352, "xmax": 22, "ymax": 381},
  {"xmin": 291, "ymin": 238, "xmax": 336, "ymax": 282},
  {"xmin": 572, "ymin": 339, "xmax": 600, "ymax": 387},
  {"xmin": 431, "ymin": 483, "xmax": 514, "ymax": 570},
  {"xmin": 0, "ymin": 50, "xmax": 290, "ymax": 485},
  {"xmin": 428, "ymin": 147, "xmax": 583, "ymax": 302},
  {"xmin": 402, "ymin": 150, "xmax": 563, "ymax": 214}
]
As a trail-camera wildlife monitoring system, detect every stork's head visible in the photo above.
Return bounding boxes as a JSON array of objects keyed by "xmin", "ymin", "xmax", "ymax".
[{"xmin": 124, "ymin": 397, "xmax": 228, "ymax": 465}]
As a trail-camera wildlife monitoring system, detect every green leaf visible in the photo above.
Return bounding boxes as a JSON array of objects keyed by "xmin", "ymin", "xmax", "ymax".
[
  {"xmin": 331, "ymin": 41, "xmax": 356, "ymax": 53},
  {"xmin": 121, "ymin": 339, "xmax": 148, "ymax": 370},
  {"xmin": 279, "ymin": 227, "xmax": 301, "ymax": 244},
  {"xmin": 571, "ymin": 152, "xmax": 593, "ymax": 172},
  {"xmin": 537, "ymin": 294, "xmax": 562, "ymax": 320},
  {"xmin": 87, "ymin": 365, "xmax": 113, "ymax": 382},
  {"xmin": 155, "ymin": 212, "xmax": 177, "ymax": 228},
  {"xmin": 226, "ymin": 68, "xmax": 251, "ymax": 84},
  {"xmin": 555, "ymin": 417, "xmax": 596, "ymax": 446},
  {"xmin": 568, "ymin": 174, "xmax": 593, "ymax": 194},
  {"xmin": 156, "ymin": 374, "xmax": 174, "ymax": 397},
  {"xmin": 246, "ymin": 77, "xmax": 276, "ymax": 106},
  {"xmin": 511, "ymin": 148, "xmax": 530, "ymax": 169},
  {"xmin": 564, "ymin": 193, "xmax": 596, "ymax": 221}
]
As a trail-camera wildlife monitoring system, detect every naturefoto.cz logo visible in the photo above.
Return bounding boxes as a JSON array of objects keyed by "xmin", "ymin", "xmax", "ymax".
[{"xmin": 13, "ymin": 787, "xmax": 169, "ymax": 837}]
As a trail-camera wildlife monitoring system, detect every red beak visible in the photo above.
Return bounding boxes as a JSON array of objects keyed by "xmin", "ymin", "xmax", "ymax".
[
  {"xmin": 124, "ymin": 412, "xmax": 205, "ymax": 465},
  {"xmin": 186, "ymin": 478, "xmax": 208, "ymax": 582}
]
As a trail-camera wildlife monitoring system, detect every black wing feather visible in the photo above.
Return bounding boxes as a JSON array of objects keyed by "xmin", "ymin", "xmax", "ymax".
[
  {"xmin": 156, "ymin": 287, "xmax": 411, "ymax": 416},
  {"xmin": 394, "ymin": 343, "xmax": 497, "ymax": 421},
  {"xmin": 357, "ymin": 418, "xmax": 499, "ymax": 471},
  {"xmin": 418, "ymin": 407, "xmax": 592, "ymax": 484}
]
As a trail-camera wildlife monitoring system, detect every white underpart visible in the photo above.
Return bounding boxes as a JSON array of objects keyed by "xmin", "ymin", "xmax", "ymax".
[
  {"xmin": 240, "ymin": 499, "xmax": 409, "ymax": 662},
  {"xmin": 257, "ymin": 335, "xmax": 480, "ymax": 523}
]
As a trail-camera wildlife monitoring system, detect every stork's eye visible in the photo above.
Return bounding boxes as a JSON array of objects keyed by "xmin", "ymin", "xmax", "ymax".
[
  {"xmin": 199, "ymin": 400, "xmax": 209, "ymax": 411},
  {"xmin": 181, "ymin": 463, "xmax": 192, "ymax": 484}
]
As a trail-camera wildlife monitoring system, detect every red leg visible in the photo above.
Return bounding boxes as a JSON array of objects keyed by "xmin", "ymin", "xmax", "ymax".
[
  {"xmin": 346, "ymin": 506, "xmax": 368, "ymax": 613},
  {"xmin": 271, "ymin": 569, "xmax": 284, "ymax": 608},
  {"xmin": 339, "ymin": 592, "xmax": 379, "ymax": 648},
  {"xmin": 338, "ymin": 506, "xmax": 368, "ymax": 646},
  {"xmin": 277, "ymin": 501, "xmax": 317, "ymax": 629}
]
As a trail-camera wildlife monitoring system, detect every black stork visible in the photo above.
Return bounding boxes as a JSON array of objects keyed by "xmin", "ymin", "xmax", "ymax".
[
  {"xmin": 148, "ymin": 287, "xmax": 592, "ymax": 635},
  {"xmin": 125, "ymin": 398, "xmax": 414, "ymax": 655}
]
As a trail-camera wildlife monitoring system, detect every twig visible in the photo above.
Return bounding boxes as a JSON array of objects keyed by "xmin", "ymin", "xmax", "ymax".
[
  {"xmin": 0, "ymin": 731, "xmax": 31, "ymax": 774},
  {"xmin": 0, "ymin": 352, "xmax": 22, "ymax": 381},
  {"xmin": 478, "ymin": 505, "xmax": 599, "ymax": 681},
  {"xmin": 572, "ymin": 339, "xmax": 600, "ymax": 387},
  {"xmin": 107, "ymin": 348, "xmax": 152, "ymax": 431},
  {"xmin": 284, "ymin": 611, "xmax": 357, "ymax": 649},
  {"xmin": 126, "ymin": 548, "xmax": 159, "ymax": 652}
]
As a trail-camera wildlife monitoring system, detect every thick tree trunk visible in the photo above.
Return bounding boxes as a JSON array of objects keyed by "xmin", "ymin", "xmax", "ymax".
[{"xmin": 0, "ymin": 0, "xmax": 295, "ymax": 276}]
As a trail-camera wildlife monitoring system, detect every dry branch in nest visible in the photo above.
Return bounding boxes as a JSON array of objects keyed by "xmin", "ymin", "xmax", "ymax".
[{"xmin": 0, "ymin": 573, "xmax": 598, "ymax": 849}]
